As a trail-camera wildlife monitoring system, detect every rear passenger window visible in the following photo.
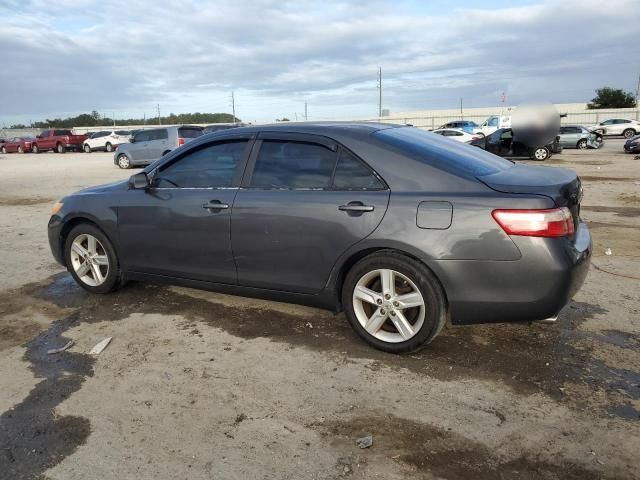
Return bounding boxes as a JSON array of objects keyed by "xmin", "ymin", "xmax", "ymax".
[
  {"xmin": 332, "ymin": 150, "xmax": 385, "ymax": 190},
  {"xmin": 178, "ymin": 127, "xmax": 204, "ymax": 139},
  {"xmin": 251, "ymin": 141, "xmax": 336, "ymax": 189},
  {"xmin": 152, "ymin": 129, "xmax": 168, "ymax": 140},
  {"xmin": 155, "ymin": 141, "xmax": 248, "ymax": 188}
]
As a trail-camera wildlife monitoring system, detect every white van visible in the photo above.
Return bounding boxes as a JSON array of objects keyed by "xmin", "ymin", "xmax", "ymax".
[{"xmin": 478, "ymin": 115, "xmax": 511, "ymax": 136}]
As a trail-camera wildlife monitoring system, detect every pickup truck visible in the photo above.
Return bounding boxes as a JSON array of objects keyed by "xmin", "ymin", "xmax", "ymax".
[{"xmin": 32, "ymin": 129, "xmax": 87, "ymax": 153}]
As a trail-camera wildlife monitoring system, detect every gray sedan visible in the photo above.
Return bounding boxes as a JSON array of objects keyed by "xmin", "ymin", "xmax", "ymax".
[
  {"xmin": 557, "ymin": 125, "xmax": 603, "ymax": 149},
  {"xmin": 48, "ymin": 123, "xmax": 591, "ymax": 353}
]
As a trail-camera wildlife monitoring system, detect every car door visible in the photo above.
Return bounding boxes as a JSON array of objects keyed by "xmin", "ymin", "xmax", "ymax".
[
  {"xmin": 128, "ymin": 130, "xmax": 152, "ymax": 161},
  {"xmin": 117, "ymin": 137, "xmax": 253, "ymax": 283},
  {"xmin": 148, "ymin": 128, "xmax": 169, "ymax": 160},
  {"xmin": 232, "ymin": 133, "xmax": 390, "ymax": 294}
]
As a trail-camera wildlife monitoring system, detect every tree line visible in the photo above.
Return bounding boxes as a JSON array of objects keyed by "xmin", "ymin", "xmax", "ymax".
[{"xmin": 10, "ymin": 111, "xmax": 240, "ymax": 129}]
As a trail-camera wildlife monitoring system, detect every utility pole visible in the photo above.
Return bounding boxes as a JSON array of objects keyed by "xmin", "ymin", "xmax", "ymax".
[
  {"xmin": 231, "ymin": 91, "xmax": 236, "ymax": 123},
  {"xmin": 157, "ymin": 104, "xmax": 161, "ymax": 125},
  {"xmin": 112, "ymin": 112, "xmax": 116, "ymax": 127},
  {"xmin": 635, "ymin": 73, "xmax": 640, "ymax": 108},
  {"xmin": 377, "ymin": 67, "xmax": 382, "ymax": 118},
  {"xmin": 143, "ymin": 113, "xmax": 146, "ymax": 125},
  {"xmin": 304, "ymin": 101, "xmax": 308, "ymax": 121}
]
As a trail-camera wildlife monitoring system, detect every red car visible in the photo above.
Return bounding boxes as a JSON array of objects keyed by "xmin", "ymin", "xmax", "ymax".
[{"xmin": 1, "ymin": 137, "xmax": 35, "ymax": 154}]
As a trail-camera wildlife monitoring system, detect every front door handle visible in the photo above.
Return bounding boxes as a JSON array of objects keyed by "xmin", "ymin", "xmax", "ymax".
[
  {"xmin": 339, "ymin": 203, "xmax": 374, "ymax": 212},
  {"xmin": 202, "ymin": 200, "xmax": 230, "ymax": 210}
]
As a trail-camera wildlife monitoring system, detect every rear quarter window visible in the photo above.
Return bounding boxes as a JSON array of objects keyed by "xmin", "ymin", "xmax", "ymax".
[
  {"xmin": 373, "ymin": 127, "xmax": 513, "ymax": 177},
  {"xmin": 178, "ymin": 127, "xmax": 204, "ymax": 139}
]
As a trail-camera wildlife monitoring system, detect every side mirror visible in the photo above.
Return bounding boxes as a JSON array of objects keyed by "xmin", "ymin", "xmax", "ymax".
[{"xmin": 129, "ymin": 172, "xmax": 149, "ymax": 190}]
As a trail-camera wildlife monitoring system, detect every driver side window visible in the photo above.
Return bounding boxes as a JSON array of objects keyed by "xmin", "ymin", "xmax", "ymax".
[{"xmin": 154, "ymin": 141, "xmax": 249, "ymax": 188}]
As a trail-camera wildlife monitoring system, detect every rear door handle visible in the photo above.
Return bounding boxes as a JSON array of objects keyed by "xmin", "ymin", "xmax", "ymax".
[
  {"xmin": 202, "ymin": 200, "xmax": 229, "ymax": 210},
  {"xmin": 339, "ymin": 203, "xmax": 374, "ymax": 212}
]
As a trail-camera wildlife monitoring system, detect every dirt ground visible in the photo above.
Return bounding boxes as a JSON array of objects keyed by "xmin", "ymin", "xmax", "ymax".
[{"xmin": 0, "ymin": 139, "xmax": 639, "ymax": 480}]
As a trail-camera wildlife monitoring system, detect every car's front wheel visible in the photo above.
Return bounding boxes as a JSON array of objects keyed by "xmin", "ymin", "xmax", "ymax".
[
  {"xmin": 18, "ymin": 146, "xmax": 24, "ymax": 153},
  {"xmin": 83, "ymin": 144, "xmax": 91, "ymax": 153},
  {"xmin": 1, "ymin": 146, "xmax": 6, "ymax": 154},
  {"xmin": 64, "ymin": 224, "xmax": 121, "ymax": 294},
  {"xmin": 105, "ymin": 142, "xmax": 113, "ymax": 152},
  {"xmin": 623, "ymin": 129, "xmax": 636, "ymax": 139},
  {"xmin": 532, "ymin": 147, "xmax": 549, "ymax": 161},
  {"xmin": 577, "ymin": 139, "xmax": 588, "ymax": 150},
  {"xmin": 57, "ymin": 143, "xmax": 66, "ymax": 153},
  {"xmin": 342, "ymin": 251, "xmax": 447, "ymax": 353},
  {"xmin": 117, "ymin": 154, "xmax": 130, "ymax": 169},
  {"xmin": 32, "ymin": 144, "xmax": 39, "ymax": 153}
]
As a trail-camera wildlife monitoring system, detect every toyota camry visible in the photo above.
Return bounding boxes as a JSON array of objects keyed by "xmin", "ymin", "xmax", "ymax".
[{"xmin": 48, "ymin": 123, "xmax": 591, "ymax": 353}]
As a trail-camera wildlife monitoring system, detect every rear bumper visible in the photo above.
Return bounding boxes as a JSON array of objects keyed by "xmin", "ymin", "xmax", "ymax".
[{"xmin": 431, "ymin": 221, "xmax": 592, "ymax": 325}]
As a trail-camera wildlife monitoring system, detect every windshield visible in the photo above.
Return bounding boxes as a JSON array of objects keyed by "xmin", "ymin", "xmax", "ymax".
[{"xmin": 374, "ymin": 127, "xmax": 513, "ymax": 177}]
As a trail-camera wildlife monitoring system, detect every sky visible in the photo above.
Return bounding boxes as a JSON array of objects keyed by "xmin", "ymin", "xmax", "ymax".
[{"xmin": 0, "ymin": 0, "xmax": 638, "ymax": 125}]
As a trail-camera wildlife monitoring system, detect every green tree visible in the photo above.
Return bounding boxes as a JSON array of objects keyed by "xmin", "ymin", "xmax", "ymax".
[{"xmin": 587, "ymin": 87, "xmax": 636, "ymax": 109}]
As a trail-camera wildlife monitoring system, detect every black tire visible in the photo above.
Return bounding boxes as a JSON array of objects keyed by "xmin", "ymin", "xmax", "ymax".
[
  {"xmin": 342, "ymin": 251, "xmax": 447, "ymax": 353},
  {"xmin": 105, "ymin": 142, "xmax": 113, "ymax": 152},
  {"xmin": 57, "ymin": 143, "xmax": 66, "ymax": 154},
  {"xmin": 1, "ymin": 146, "xmax": 6, "ymax": 154},
  {"xmin": 623, "ymin": 129, "xmax": 636, "ymax": 139},
  {"xmin": 117, "ymin": 154, "xmax": 130, "ymax": 169},
  {"xmin": 531, "ymin": 147, "xmax": 549, "ymax": 161},
  {"xmin": 64, "ymin": 223, "xmax": 122, "ymax": 294},
  {"xmin": 83, "ymin": 144, "xmax": 91, "ymax": 153},
  {"xmin": 32, "ymin": 144, "xmax": 39, "ymax": 153},
  {"xmin": 576, "ymin": 139, "xmax": 588, "ymax": 150},
  {"xmin": 18, "ymin": 146, "xmax": 24, "ymax": 153}
]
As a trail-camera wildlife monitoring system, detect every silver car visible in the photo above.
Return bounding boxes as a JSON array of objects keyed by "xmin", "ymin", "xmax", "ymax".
[
  {"xmin": 557, "ymin": 125, "xmax": 603, "ymax": 150},
  {"xmin": 114, "ymin": 125, "xmax": 203, "ymax": 168}
]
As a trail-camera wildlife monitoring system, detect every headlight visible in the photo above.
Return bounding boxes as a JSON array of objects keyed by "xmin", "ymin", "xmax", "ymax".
[{"xmin": 51, "ymin": 201, "xmax": 64, "ymax": 215}]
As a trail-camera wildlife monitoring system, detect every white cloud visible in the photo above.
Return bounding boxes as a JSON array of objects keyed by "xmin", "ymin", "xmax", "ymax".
[{"xmin": 0, "ymin": 0, "xmax": 637, "ymax": 123}]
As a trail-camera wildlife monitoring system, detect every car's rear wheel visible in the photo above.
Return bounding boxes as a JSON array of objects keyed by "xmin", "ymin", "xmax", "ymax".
[
  {"xmin": 342, "ymin": 251, "xmax": 447, "ymax": 353},
  {"xmin": 57, "ymin": 143, "xmax": 66, "ymax": 153},
  {"xmin": 532, "ymin": 147, "xmax": 549, "ymax": 161},
  {"xmin": 83, "ymin": 143, "xmax": 91, "ymax": 153},
  {"xmin": 64, "ymin": 224, "xmax": 121, "ymax": 294},
  {"xmin": 577, "ymin": 139, "xmax": 588, "ymax": 150},
  {"xmin": 105, "ymin": 142, "xmax": 113, "ymax": 152},
  {"xmin": 623, "ymin": 129, "xmax": 636, "ymax": 139},
  {"xmin": 32, "ymin": 144, "xmax": 39, "ymax": 153},
  {"xmin": 117, "ymin": 154, "xmax": 130, "ymax": 169}
]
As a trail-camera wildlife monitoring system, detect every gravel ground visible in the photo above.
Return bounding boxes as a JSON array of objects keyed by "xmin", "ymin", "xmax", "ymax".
[{"xmin": 0, "ymin": 139, "xmax": 639, "ymax": 480}]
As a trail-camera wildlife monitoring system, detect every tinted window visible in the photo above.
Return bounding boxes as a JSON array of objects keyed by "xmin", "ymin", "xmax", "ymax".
[
  {"xmin": 332, "ymin": 149, "xmax": 384, "ymax": 190},
  {"xmin": 251, "ymin": 140, "xmax": 336, "ymax": 189},
  {"xmin": 151, "ymin": 129, "xmax": 168, "ymax": 140},
  {"xmin": 54, "ymin": 130, "xmax": 72, "ymax": 136},
  {"xmin": 155, "ymin": 141, "xmax": 248, "ymax": 188},
  {"xmin": 434, "ymin": 130, "xmax": 446, "ymax": 136},
  {"xmin": 488, "ymin": 117, "xmax": 499, "ymax": 127},
  {"xmin": 374, "ymin": 127, "xmax": 513, "ymax": 177},
  {"xmin": 178, "ymin": 127, "xmax": 204, "ymax": 139},
  {"xmin": 115, "ymin": 130, "xmax": 130, "ymax": 136},
  {"xmin": 134, "ymin": 131, "xmax": 151, "ymax": 142}
]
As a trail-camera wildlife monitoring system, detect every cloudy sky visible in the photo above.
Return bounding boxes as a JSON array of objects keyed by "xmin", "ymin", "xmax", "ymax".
[{"xmin": 0, "ymin": 0, "xmax": 637, "ymax": 125}]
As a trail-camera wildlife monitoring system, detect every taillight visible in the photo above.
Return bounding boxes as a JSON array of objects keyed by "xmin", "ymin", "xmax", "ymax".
[
  {"xmin": 178, "ymin": 137, "xmax": 185, "ymax": 146},
  {"xmin": 492, "ymin": 207, "xmax": 574, "ymax": 237}
]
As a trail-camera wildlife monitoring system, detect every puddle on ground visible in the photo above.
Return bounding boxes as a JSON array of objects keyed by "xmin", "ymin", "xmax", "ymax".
[
  {"xmin": 313, "ymin": 414, "xmax": 613, "ymax": 479},
  {"xmin": 582, "ymin": 206, "xmax": 640, "ymax": 218},
  {"xmin": 0, "ymin": 272, "xmax": 638, "ymax": 474}
]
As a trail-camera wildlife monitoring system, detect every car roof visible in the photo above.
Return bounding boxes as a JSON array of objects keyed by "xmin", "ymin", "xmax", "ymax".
[{"xmin": 202, "ymin": 121, "xmax": 400, "ymax": 139}]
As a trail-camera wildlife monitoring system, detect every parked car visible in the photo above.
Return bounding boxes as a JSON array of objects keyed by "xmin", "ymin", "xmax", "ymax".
[
  {"xmin": 557, "ymin": 125, "xmax": 603, "ymax": 149},
  {"xmin": 436, "ymin": 120, "xmax": 480, "ymax": 134},
  {"xmin": 432, "ymin": 128, "xmax": 480, "ymax": 143},
  {"xmin": 470, "ymin": 128, "xmax": 559, "ymax": 161},
  {"xmin": 32, "ymin": 129, "xmax": 87, "ymax": 153},
  {"xmin": 83, "ymin": 130, "xmax": 131, "ymax": 153},
  {"xmin": 114, "ymin": 125, "xmax": 203, "ymax": 168},
  {"xmin": 588, "ymin": 119, "xmax": 640, "ymax": 138},
  {"xmin": 477, "ymin": 115, "xmax": 512, "ymax": 136},
  {"xmin": 624, "ymin": 134, "xmax": 640, "ymax": 154},
  {"xmin": 48, "ymin": 123, "xmax": 591, "ymax": 353},
  {"xmin": 1, "ymin": 137, "xmax": 35, "ymax": 153}
]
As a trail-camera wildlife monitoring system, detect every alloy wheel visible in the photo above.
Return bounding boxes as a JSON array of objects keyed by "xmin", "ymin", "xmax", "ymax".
[
  {"xmin": 70, "ymin": 234, "xmax": 110, "ymax": 287},
  {"xmin": 84, "ymin": 144, "xmax": 91, "ymax": 153},
  {"xmin": 352, "ymin": 269, "xmax": 425, "ymax": 343},
  {"xmin": 534, "ymin": 148, "xmax": 548, "ymax": 160}
]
